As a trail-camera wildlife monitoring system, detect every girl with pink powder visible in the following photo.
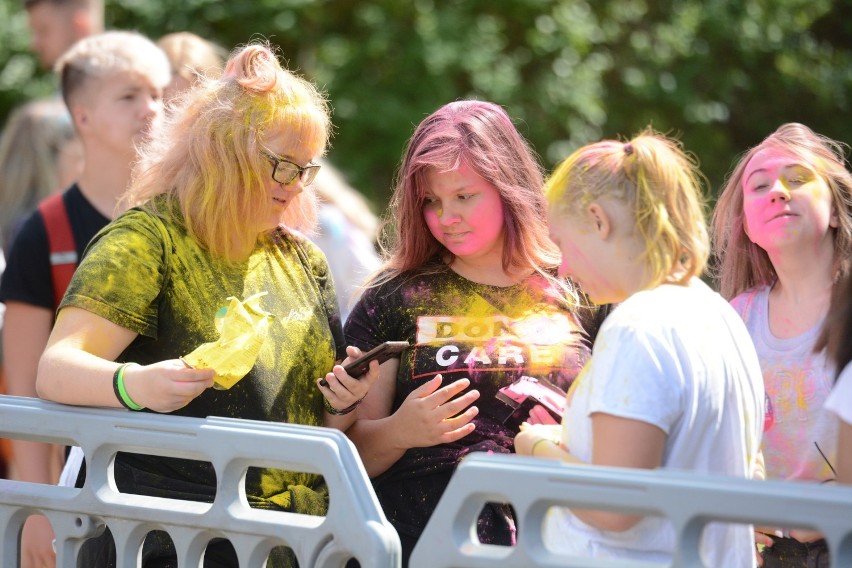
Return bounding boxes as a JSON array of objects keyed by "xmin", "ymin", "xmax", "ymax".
[
  {"xmin": 712, "ymin": 123, "xmax": 852, "ymax": 567},
  {"xmin": 343, "ymin": 100, "xmax": 601, "ymax": 566}
]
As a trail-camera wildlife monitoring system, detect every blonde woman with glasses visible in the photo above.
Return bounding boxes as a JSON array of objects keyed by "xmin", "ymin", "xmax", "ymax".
[{"xmin": 36, "ymin": 42, "xmax": 377, "ymax": 567}]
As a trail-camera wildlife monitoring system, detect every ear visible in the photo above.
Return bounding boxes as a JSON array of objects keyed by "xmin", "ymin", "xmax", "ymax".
[
  {"xmin": 70, "ymin": 103, "xmax": 89, "ymax": 133},
  {"xmin": 829, "ymin": 203, "xmax": 840, "ymax": 229},
  {"xmin": 71, "ymin": 11, "xmax": 91, "ymax": 36},
  {"xmin": 586, "ymin": 202, "xmax": 611, "ymax": 240}
]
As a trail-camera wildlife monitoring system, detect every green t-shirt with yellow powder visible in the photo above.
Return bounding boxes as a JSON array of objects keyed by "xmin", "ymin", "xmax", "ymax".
[{"xmin": 61, "ymin": 205, "xmax": 344, "ymax": 515}]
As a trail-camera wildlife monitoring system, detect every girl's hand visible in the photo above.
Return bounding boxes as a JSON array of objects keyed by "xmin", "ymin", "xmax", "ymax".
[
  {"xmin": 392, "ymin": 374, "xmax": 479, "ymax": 448},
  {"xmin": 754, "ymin": 528, "xmax": 776, "ymax": 567},
  {"xmin": 317, "ymin": 345, "xmax": 382, "ymax": 411},
  {"xmin": 527, "ymin": 403, "xmax": 560, "ymax": 425},
  {"xmin": 514, "ymin": 423, "xmax": 561, "ymax": 456},
  {"xmin": 317, "ymin": 345, "xmax": 379, "ymax": 410},
  {"xmin": 122, "ymin": 359, "xmax": 215, "ymax": 412}
]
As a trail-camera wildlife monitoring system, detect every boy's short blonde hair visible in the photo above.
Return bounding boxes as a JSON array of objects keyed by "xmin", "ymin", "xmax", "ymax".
[{"xmin": 56, "ymin": 30, "xmax": 171, "ymax": 111}]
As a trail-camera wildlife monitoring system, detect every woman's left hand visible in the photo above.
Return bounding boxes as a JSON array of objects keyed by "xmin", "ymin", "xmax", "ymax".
[
  {"xmin": 514, "ymin": 422, "xmax": 562, "ymax": 456},
  {"xmin": 317, "ymin": 345, "xmax": 381, "ymax": 412}
]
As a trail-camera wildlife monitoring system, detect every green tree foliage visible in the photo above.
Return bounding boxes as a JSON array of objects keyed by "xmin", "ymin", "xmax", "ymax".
[{"xmin": 1, "ymin": 0, "xmax": 850, "ymax": 211}]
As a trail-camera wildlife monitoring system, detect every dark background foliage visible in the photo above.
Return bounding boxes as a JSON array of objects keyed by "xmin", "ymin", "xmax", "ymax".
[{"xmin": 1, "ymin": 0, "xmax": 850, "ymax": 215}]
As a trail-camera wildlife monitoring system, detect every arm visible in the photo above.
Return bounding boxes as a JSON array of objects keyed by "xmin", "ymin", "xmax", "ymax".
[
  {"xmin": 4, "ymin": 301, "xmax": 56, "ymax": 483},
  {"xmin": 335, "ymin": 359, "xmax": 401, "ymax": 476},
  {"xmin": 515, "ymin": 412, "xmax": 665, "ymax": 532},
  {"xmin": 37, "ymin": 306, "xmax": 214, "ymax": 412},
  {"xmin": 344, "ymin": 359, "xmax": 480, "ymax": 478},
  {"xmin": 3, "ymin": 302, "xmax": 60, "ymax": 568},
  {"xmin": 838, "ymin": 420, "xmax": 852, "ymax": 484}
]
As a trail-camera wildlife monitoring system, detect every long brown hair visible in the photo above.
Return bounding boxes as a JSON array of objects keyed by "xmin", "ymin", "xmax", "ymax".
[{"xmin": 711, "ymin": 123, "xmax": 852, "ymax": 299}]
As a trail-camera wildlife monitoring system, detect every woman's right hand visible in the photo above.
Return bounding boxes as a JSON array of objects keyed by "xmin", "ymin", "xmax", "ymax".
[
  {"xmin": 122, "ymin": 359, "xmax": 215, "ymax": 412},
  {"xmin": 527, "ymin": 403, "xmax": 560, "ymax": 425},
  {"xmin": 392, "ymin": 374, "xmax": 480, "ymax": 448}
]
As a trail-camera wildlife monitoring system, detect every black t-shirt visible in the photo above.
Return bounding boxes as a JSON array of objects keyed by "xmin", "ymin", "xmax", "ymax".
[
  {"xmin": 0, "ymin": 184, "xmax": 109, "ymax": 310},
  {"xmin": 344, "ymin": 262, "xmax": 593, "ymax": 550}
]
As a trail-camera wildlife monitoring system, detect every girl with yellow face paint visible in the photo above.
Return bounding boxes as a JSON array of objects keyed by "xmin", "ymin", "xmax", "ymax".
[
  {"xmin": 34, "ymin": 42, "xmax": 378, "ymax": 568},
  {"xmin": 713, "ymin": 123, "xmax": 852, "ymax": 567}
]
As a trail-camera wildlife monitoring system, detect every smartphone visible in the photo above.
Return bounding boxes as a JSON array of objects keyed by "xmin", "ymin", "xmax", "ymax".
[{"xmin": 320, "ymin": 341, "xmax": 410, "ymax": 386}]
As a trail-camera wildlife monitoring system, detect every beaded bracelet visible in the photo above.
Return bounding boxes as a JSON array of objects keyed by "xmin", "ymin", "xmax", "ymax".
[
  {"xmin": 322, "ymin": 395, "xmax": 362, "ymax": 416},
  {"xmin": 113, "ymin": 363, "xmax": 144, "ymax": 411}
]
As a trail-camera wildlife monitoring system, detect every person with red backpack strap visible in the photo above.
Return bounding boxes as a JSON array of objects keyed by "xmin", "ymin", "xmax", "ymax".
[{"xmin": 0, "ymin": 30, "xmax": 170, "ymax": 568}]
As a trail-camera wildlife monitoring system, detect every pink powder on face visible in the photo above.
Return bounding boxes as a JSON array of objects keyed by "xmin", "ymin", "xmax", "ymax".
[
  {"xmin": 741, "ymin": 148, "xmax": 836, "ymax": 253},
  {"xmin": 423, "ymin": 164, "xmax": 506, "ymax": 261}
]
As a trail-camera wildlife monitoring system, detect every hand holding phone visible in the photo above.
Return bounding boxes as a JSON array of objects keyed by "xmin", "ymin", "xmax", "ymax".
[{"xmin": 319, "ymin": 341, "xmax": 409, "ymax": 386}]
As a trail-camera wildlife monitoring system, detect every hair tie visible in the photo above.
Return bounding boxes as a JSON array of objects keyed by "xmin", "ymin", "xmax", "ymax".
[{"xmin": 623, "ymin": 143, "xmax": 634, "ymax": 156}]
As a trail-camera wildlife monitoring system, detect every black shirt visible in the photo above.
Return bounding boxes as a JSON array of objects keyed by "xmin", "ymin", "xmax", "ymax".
[
  {"xmin": 345, "ymin": 262, "xmax": 593, "ymax": 556},
  {"xmin": 0, "ymin": 184, "xmax": 109, "ymax": 310}
]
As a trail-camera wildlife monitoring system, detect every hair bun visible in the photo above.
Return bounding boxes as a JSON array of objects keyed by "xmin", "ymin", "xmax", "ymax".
[{"xmin": 222, "ymin": 44, "xmax": 281, "ymax": 93}]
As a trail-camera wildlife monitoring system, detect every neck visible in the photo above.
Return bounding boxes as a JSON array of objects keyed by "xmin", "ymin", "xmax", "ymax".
[
  {"xmin": 447, "ymin": 253, "xmax": 530, "ymax": 287},
  {"xmin": 610, "ymin": 231, "xmax": 659, "ymax": 301},
  {"xmin": 76, "ymin": 149, "xmax": 134, "ymax": 220},
  {"xmin": 765, "ymin": 238, "xmax": 835, "ymax": 338},
  {"xmin": 227, "ymin": 230, "xmax": 265, "ymax": 262},
  {"xmin": 767, "ymin": 237, "xmax": 835, "ymax": 303}
]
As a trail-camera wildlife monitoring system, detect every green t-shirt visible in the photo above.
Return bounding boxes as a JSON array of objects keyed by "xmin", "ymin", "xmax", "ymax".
[{"xmin": 62, "ymin": 206, "xmax": 344, "ymax": 514}]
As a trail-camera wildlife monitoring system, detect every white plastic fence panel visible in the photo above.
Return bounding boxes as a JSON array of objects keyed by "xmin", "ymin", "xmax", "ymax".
[
  {"xmin": 0, "ymin": 395, "xmax": 401, "ymax": 567},
  {"xmin": 411, "ymin": 452, "xmax": 852, "ymax": 568}
]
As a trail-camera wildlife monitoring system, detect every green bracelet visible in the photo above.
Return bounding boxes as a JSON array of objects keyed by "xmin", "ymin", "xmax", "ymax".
[
  {"xmin": 531, "ymin": 437, "xmax": 555, "ymax": 456},
  {"xmin": 113, "ymin": 363, "xmax": 144, "ymax": 411}
]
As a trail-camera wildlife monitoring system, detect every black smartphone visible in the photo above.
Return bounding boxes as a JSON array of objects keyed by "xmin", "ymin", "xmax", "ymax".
[{"xmin": 320, "ymin": 341, "xmax": 410, "ymax": 386}]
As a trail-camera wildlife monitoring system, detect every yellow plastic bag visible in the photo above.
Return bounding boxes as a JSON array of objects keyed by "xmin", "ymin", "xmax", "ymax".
[{"xmin": 182, "ymin": 291, "xmax": 273, "ymax": 390}]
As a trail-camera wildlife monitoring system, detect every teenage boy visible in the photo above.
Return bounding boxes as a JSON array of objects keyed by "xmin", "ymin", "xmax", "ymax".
[
  {"xmin": 24, "ymin": 0, "xmax": 104, "ymax": 70},
  {"xmin": 0, "ymin": 30, "xmax": 170, "ymax": 568}
]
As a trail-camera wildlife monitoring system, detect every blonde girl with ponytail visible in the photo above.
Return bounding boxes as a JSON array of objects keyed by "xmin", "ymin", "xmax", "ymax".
[{"xmin": 515, "ymin": 129, "xmax": 764, "ymax": 567}]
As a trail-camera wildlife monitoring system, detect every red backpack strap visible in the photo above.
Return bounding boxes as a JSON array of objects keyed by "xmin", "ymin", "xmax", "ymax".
[{"xmin": 37, "ymin": 192, "xmax": 78, "ymax": 309}]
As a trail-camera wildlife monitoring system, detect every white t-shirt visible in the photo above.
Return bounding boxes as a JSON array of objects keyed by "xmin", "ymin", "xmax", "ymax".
[
  {"xmin": 825, "ymin": 362, "xmax": 852, "ymax": 426},
  {"xmin": 731, "ymin": 285, "xmax": 838, "ymax": 481},
  {"xmin": 545, "ymin": 279, "xmax": 763, "ymax": 567}
]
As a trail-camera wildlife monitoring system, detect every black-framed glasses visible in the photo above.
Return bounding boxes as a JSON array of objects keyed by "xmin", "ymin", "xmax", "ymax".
[{"xmin": 262, "ymin": 150, "xmax": 321, "ymax": 185}]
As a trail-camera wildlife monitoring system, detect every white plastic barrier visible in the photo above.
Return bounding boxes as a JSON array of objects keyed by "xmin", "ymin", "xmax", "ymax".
[
  {"xmin": 0, "ymin": 395, "xmax": 401, "ymax": 567},
  {"xmin": 411, "ymin": 452, "xmax": 852, "ymax": 568}
]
